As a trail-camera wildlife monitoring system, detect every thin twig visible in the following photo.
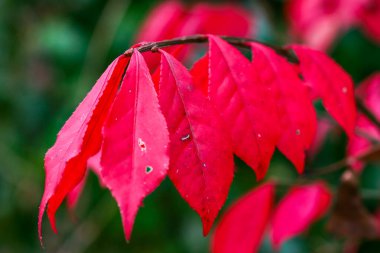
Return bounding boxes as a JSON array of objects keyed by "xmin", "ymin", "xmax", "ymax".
[
  {"xmin": 123, "ymin": 34, "xmax": 298, "ymax": 63},
  {"xmin": 356, "ymin": 128, "xmax": 380, "ymax": 144},
  {"xmin": 306, "ymin": 144, "xmax": 380, "ymax": 177}
]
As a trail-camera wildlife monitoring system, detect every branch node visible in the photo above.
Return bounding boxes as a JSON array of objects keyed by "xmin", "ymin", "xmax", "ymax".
[{"xmin": 151, "ymin": 45, "xmax": 159, "ymax": 53}]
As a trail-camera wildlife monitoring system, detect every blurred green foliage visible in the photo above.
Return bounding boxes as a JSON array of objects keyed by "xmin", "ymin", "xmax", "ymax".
[{"xmin": 0, "ymin": 0, "xmax": 379, "ymax": 252}]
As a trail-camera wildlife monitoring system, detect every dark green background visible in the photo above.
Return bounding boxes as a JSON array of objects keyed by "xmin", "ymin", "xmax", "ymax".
[{"xmin": 0, "ymin": 0, "xmax": 379, "ymax": 252}]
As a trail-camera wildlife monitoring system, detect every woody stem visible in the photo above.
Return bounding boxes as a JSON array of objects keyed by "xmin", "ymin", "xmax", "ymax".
[{"xmin": 124, "ymin": 34, "xmax": 298, "ymax": 62}]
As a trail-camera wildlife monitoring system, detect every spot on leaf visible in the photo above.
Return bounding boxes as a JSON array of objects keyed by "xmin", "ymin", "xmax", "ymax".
[
  {"xmin": 145, "ymin": 166, "xmax": 153, "ymax": 174},
  {"xmin": 138, "ymin": 138, "xmax": 147, "ymax": 151}
]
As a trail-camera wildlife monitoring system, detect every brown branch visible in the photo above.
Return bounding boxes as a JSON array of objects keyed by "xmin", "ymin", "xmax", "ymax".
[{"xmin": 123, "ymin": 34, "xmax": 298, "ymax": 63}]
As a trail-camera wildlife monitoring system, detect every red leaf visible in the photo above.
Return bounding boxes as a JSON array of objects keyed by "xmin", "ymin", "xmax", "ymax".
[
  {"xmin": 208, "ymin": 35, "xmax": 280, "ymax": 179},
  {"xmin": 291, "ymin": 45, "xmax": 357, "ymax": 137},
  {"xmin": 270, "ymin": 182, "xmax": 332, "ymax": 248},
  {"xmin": 250, "ymin": 42, "xmax": 317, "ymax": 173},
  {"xmin": 348, "ymin": 73, "xmax": 380, "ymax": 171},
  {"xmin": 38, "ymin": 55, "xmax": 129, "ymax": 241},
  {"xmin": 100, "ymin": 50, "xmax": 169, "ymax": 241},
  {"xmin": 211, "ymin": 183, "xmax": 274, "ymax": 253},
  {"xmin": 158, "ymin": 50, "xmax": 234, "ymax": 235}
]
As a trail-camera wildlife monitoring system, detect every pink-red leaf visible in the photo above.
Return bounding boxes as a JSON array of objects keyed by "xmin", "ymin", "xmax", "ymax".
[
  {"xmin": 38, "ymin": 55, "xmax": 129, "ymax": 241},
  {"xmin": 251, "ymin": 42, "xmax": 317, "ymax": 173},
  {"xmin": 271, "ymin": 182, "xmax": 332, "ymax": 248},
  {"xmin": 100, "ymin": 50, "xmax": 169, "ymax": 241},
  {"xmin": 347, "ymin": 73, "xmax": 380, "ymax": 171},
  {"xmin": 158, "ymin": 50, "xmax": 234, "ymax": 235},
  {"xmin": 211, "ymin": 183, "xmax": 275, "ymax": 253},
  {"xmin": 291, "ymin": 45, "xmax": 357, "ymax": 137},
  {"xmin": 208, "ymin": 35, "xmax": 280, "ymax": 179}
]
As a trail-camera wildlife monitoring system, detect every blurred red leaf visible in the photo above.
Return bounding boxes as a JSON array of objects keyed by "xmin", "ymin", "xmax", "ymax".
[
  {"xmin": 358, "ymin": 0, "xmax": 380, "ymax": 43},
  {"xmin": 137, "ymin": 1, "xmax": 253, "ymax": 72},
  {"xmin": 270, "ymin": 182, "xmax": 332, "ymax": 248},
  {"xmin": 136, "ymin": 1, "xmax": 188, "ymax": 42},
  {"xmin": 287, "ymin": 0, "xmax": 379, "ymax": 50},
  {"xmin": 211, "ymin": 183, "xmax": 275, "ymax": 253},
  {"xmin": 185, "ymin": 3, "xmax": 252, "ymax": 37},
  {"xmin": 137, "ymin": 1, "xmax": 252, "ymax": 42}
]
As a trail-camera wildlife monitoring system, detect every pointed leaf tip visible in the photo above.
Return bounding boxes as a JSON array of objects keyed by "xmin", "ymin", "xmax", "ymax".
[{"xmin": 100, "ymin": 50, "xmax": 169, "ymax": 242}]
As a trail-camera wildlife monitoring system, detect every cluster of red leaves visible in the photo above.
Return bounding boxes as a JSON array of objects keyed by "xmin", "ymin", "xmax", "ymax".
[
  {"xmin": 38, "ymin": 35, "xmax": 357, "ymax": 246},
  {"xmin": 212, "ymin": 182, "xmax": 332, "ymax": 252},
  {"xmin": 287, "ymin": 0, "xmax": 380, "ymax": 50}
]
